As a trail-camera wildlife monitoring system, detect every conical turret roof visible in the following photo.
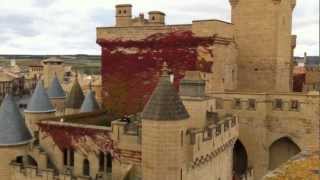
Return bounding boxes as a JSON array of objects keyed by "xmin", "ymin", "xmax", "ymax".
[
  {"xmin": 65, "ymin": 76, "xmax": 84, "ymax": 109},
  {"xmin": 25, "ymin": 81, "xmax": 55, "ymax": 113},
  {"xmin": 141, "ymin": 63, "xmax": 190, "ymax": 121},
  {"xmin": 80, "ymin": 84, "xmax": 100, "ymax": 113},
  {"xmin": 48, "ymin": 74, "xmax": 65, "ymax": 99},
  {"xmin": 0, "ymin": 94, "xmax": 32, "ymax": 146}
]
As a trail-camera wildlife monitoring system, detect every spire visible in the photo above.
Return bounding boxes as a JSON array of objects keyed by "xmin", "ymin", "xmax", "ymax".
[
  {"xmin": 65, "ymin": 75, "xmax": 85, "ymax": 109},
  {"xmin": 0, "ymin": 94, "xmax": 32, "ymax": 146},
  {"xmin": 48, "ymin": 73, "xmax": 66, "ymax": 99},
  {"xmin": 80, "ymin": 81, "xmax": 100, "ymax": 113},
  {"xmin": 141, "ymin": 62, "xmax": 189, "ymax": 121},
  {"xmin": 25, "ymin": 80, "xmax": 55, "ymax": 113}
]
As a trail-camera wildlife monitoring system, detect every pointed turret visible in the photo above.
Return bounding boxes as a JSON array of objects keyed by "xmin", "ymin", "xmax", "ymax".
[
  {"xmin": 0, "ymin": 94, "xmax": 33, "ymax": 179},
  {"xmin": 24, "ymin": 81, "xmax": 56, "ymax": 134},
  {"xmin": 48, "ymin": 74, "xmax": 66, "ymax": 115},
  {"xmin": 80, "ymin": 82, "xmax": 100, "ymax": 113},
  {"xmin": 0, "ymin": 94, "xmax": 32, "ymax": 146},
  {"xmin": 25, "ymin": 81, "xmax": 55, "ymax": 113},
  {"xmin": 141, "ymin": 62, "xmax": 189, "ymax": 180},
  {"xmin": 48, "ymin": 74, "xmax": 65, "ymax": 99},
  {"xmin": 65, "ymin": 74, "xmax": 85, "ymax": 114},
  {"xmin": 141, "ymin": 62, "xmax": 189, "ymax": 121}
]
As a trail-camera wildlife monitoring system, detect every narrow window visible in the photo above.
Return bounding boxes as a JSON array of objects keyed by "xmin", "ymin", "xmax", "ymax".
[
  {"xmin": 63, "ymin": 149, "xmax": 68, "ymax": 166},
  {"xmin": 106, "ymin": 153, "xmax": 112, "ymax": 173},
  {"xmin": 248, "ymin": 99, "xmax": 256, "ymax": 110},
  {"xmin": 290, "ymin": 100, "xmax": 299, "ymax": 111},
  {"xmin": 180, "ymin": 168, "xmax": 183, "ymax": 180},
  {"xmin": 70, "ymin": 149, "xmax": 74, "ymax": 166},
  {"xmin": 83, "ymin": 159, "xmax": 90, "ymax": 176},
  {"xmin": 118, "ymin": 10, "xmax": 122, "ymax": 14},
  {"xmin": 233, "ymin": 98, "xmax": 241, "ymax": 109},
  {"xmin": 123, "ymin": 10, "xmax": 127, "ymax": 14},
  {"xmin": 152, "ymin": 16, "xmax": 155, "ymax": 20},
  {"xmin": 181, "ymin": 131, "xmax": 184, "ymax": 147},
  {"xmin": 273, "ymin": 99, "xmax": 283, "ymax": 110}
]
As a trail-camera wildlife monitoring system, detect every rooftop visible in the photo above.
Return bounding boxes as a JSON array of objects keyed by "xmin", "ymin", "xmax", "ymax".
[{"xmin": 0, "ymin": 94, "xmax": 32, "ymax": 146}]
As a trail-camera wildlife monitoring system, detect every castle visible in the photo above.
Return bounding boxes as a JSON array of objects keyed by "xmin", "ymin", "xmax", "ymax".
[{"xmin": 0, "ymin": 0, "xmax": 318, "ymax": 180}]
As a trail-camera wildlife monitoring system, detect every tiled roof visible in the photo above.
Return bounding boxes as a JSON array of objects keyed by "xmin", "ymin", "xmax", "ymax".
[
  {"xmin": 48, "ymin": 74, "xmax": 65, "ymax": 98},
  {"xmin": 0, "ymin": 94, "xmax": 32, "ymax": 146},
  {"xmin": 141, "ymin": 63, "xmax": 189, "ymax": 121},
  {"xmin": 25, "ymin": 81, "xmax": 55, "ymax": 113}
]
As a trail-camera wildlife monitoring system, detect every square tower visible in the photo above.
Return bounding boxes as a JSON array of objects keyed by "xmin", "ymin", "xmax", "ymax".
[
  {"xmin": 115, "ymin": 4, "xmax": 132, "ymax": 27},
  {"xmin": 230, "ymin": 0, "xmax": 296, "ymax": 92}
]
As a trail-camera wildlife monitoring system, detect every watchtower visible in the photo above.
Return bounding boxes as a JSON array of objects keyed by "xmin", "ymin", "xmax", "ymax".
[
  {"xmin": 141, "ymin": 63, "xmax": 189, "ymax": 180},
  {"xmin": 115, "ymin": 4, "xmax": 132, "ymax": 27},
  {"xmin": 148, "ymin": 11, "xmax": 166, "ymax": 25},
  {"xmin": 230, "ymin": 0, "xmax": 296, "ymax": 92},
  {"xmin": 42, "ymin": 57, "xmax": 64, "ymax": 88}
]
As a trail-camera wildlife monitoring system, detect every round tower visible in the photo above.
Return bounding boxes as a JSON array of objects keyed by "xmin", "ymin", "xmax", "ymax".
[
  {"xmin": 0, "ymin": 94, "xmax": 32, "ymax": 179},
  {"xmin": 80, "ymin": 82, "xmax": 100, "ymax": 113},
  {"xmin": 42, "ymin": 57, "xmax": 64, "ymax": 88},
  {"xmin": 148, "ymin": 11, "xmax": 166, "ymax": 25},
  {"xmin": 24, "ymin": 80, "xmax": 56, "ymax": 135},
  {"xmin": 48, "ymin": 73, "xmax": 66, "ymax": 115},
  {"xmin": 115, "ymin": 4, "xmax": 132, "ymax": 27},
  {"xmin": 65, "ymin": 75, "xmax": 85, "ymax": 115},
  {"xmin": 141, "ymin": 63, "xmax": 189, "ymax": 180}
]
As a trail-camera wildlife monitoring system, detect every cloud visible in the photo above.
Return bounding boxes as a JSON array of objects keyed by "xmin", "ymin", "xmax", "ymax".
[{"xmin": 0, "ymin": 0, "xmax": 318, "ymax": 56}]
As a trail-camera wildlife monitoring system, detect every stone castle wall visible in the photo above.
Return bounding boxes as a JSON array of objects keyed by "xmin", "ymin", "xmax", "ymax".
[{"xmin": 210, "ymin": 91, "xmax": 320, "ymax": 179}]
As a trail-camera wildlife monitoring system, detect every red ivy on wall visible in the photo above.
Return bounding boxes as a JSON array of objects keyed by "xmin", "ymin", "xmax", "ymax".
[
  {"xmin": 38, "ymin": 123, "xmax": 118, "ymax": 158},
  {"xmin": 97, "ymin": 30, "xmax": 215, "ymax": 116}
]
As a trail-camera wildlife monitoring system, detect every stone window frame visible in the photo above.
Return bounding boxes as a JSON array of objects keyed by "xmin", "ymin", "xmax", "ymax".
[
  {"xmin": 247, "ymin": 99, "xmax": 256, "ymax": 110},
  {"xmin": 273, "ymin": 99, "xmax": 283, "ymax": 110},
  {"xmin": 216, "ymin": 97, "xmax": 224, "ymax": 110},
  {"xmin": 289, "ymin": 100, "xmax": 300, "ymax": 111},
  {"xmin": 233, "ymin": 98, "xmax": 242, "ymax": 109}
]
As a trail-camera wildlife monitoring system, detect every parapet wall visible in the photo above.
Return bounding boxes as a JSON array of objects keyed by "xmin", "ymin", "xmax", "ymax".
[{"xmin": 188, "ymin": 116, "xmax": 238, "ymax": 164}]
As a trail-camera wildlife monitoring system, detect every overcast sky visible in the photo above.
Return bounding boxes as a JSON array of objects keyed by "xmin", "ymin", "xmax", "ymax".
[{"xmin": 0, "ymin": 0, "xmax": 318, "ymax": 56}]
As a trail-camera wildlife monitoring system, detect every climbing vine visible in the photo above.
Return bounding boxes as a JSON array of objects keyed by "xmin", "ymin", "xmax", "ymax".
[{"xmin": 97, "ymin": 30, "xmax": 216, "ymax": 116}]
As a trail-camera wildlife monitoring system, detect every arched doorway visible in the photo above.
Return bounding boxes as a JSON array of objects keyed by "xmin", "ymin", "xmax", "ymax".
[
  {"xmin": 83, "ymin": 159, "xmax": 90, "ymax": 176},
  {"xmin": 233, "ymin": 140, "xmax": 248, "ymax": 176},
  {"xmin": 269, "ymin": 137, "xmax": 301, "ymax": 170}
]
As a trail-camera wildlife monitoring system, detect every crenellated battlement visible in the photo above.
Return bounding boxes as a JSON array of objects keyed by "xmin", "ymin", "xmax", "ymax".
[{"xmin": 187, "ymin": 115, "xmax": 238, "ymax": 168}]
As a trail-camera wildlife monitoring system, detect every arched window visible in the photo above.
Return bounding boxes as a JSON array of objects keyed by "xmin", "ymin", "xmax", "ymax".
[
  {"xmin": 269, "ymin": 137, "xmax": 300, "ymax": 170},
  {"xmin": 83, "ymin": 159, "xmax": 90, "ymax": 176},
  {"xmin": 152, "ymin": 16, "xmax": 155, "ymax": 20}
]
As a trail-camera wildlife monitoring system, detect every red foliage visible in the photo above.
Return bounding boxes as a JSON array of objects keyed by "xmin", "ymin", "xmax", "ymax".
[
  {"xmin": 97, "ymin": 30, "xmax": 215, "ymax": 116},
  {"xmin": 38, "ymin": 123, "xmax": 116, "ymax": 156}
]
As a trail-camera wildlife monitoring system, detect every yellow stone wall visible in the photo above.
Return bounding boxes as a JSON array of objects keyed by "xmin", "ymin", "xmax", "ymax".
[
  {"xmin": 142, "ymin": 119, "xmax": 187, "ymax": 180},
  {"xmin": 211, "ymin": 91, "xmax": 320, "ymax": 179},
  {"xmin": 0, "ymin": 145, "xmax": 29, "ymax": 180},
  {"xmin": 231, "ymin": 0, "xmax": 295, "ymax": 92}
]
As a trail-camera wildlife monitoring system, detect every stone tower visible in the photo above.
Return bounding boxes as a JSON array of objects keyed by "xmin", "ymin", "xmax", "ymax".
[
  {"xmin": 47, "ymin": 74, "xmax": 66, "ymax": 115},
  {"xmin": 230, "ymin": 0, "xmax": 296, "ymax": 92},
  {"xmin": 141, "ymin": 63, "xmax": 189, "ymax": 180},
  {"xmin": 148, "ymin": 11, "xmax": 166, "ymax": 25},
  {"xmin": 65, "ymin": 75, "xmax": 85, "ymax": 115},
  {"xmin": 0, "ymin": 94, "xmax": 32, "ymax": 179},
  {"xmin": 42, "ymin": 57, "xmax": 64, "ymax": 88},
  {"xmin": 115, "ymin": 4, "xmax": 132, "ymax": 27},
  {"xmin": 24, "ymin": 80, "xmax": 56, "ymax": 135}
]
